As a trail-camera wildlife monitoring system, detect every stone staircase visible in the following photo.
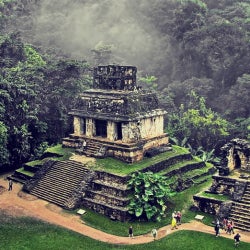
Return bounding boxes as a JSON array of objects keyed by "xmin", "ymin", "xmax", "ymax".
[
  {"xmin": 76, "ymin": 140, "xmax": 106, "ymax": 158},
  {"xmin": 25, "ymin": 160, "xmax": 94, "ymax": 210},
  {"xmin": 229, "ymin": 182, "xmax": 250, "ymax": 231}
]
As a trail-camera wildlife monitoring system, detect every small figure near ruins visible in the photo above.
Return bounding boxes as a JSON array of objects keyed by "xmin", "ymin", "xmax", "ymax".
[{"xmin": 8, "ymin": 179, "xmax": 13, "ymax": 191}]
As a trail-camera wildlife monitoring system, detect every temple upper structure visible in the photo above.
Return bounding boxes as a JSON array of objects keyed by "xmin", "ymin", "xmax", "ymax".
[{"xmin": 62, "ymin": 65, "xmax": 170, "ymax": 163}]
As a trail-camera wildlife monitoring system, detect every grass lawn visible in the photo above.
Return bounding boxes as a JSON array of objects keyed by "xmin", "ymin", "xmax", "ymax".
[{"xmin": 0, "ymin": 213, "xmax": 249, "ymax": 250}]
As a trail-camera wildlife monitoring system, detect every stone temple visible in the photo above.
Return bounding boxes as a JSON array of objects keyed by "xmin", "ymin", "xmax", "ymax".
[
  {"xmin": 14, "ymin": 64, "xmax": 212, "ymax": 221},
  {"xmin": 62, "ymin": 65, "xmax": 169, "ymax": 162}
]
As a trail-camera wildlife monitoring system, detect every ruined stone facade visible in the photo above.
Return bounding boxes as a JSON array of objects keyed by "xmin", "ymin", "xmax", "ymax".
[
  {"xmin": 219, "ymin": 138, "xmax": 250, "ymax": 176},
  {"xmin": 63, "ymin": 65, "xmax": 169, "ymax": 163}
]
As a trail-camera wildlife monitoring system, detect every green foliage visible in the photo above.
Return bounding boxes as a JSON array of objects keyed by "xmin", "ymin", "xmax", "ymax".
[
  {"xmin": 138, "ymin": 75, "xmax": 158, "ymax": 91},
  {"xmin": 170, "ymin": 137, "xmax": 188, "ymax": 147},
  {"xmin": 0, "ymin": 33, "xmax": 90, "ymax": 170},
  {"xmin": 0, "ymin": 121, "xmax": 9, "ymax": 167},
  {"xmin": 197, "ymin": 149, "xmax": 220, "ymax": 163},
  {"xmin": 24, "ymin": 45, "xmax": 46, "ymax": 67},
  {"xmin": 166, "ymin": 91, "xmax": 230, "ymax": 151},
  {"xmin": 127, "ymin": 171, "xmax": 175, "ymax": 221}
]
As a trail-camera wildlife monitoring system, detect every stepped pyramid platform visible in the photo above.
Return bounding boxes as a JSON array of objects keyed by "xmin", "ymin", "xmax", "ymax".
[
  {"xmin": 13, "ymin": 144, "xmax": 213, "ymax": 221},
  {"xmin": 229, "ymin": 181, "xmax": 250, "ymax": 231}
]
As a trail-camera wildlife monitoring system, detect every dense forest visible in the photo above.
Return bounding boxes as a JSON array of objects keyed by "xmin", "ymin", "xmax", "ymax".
[{"xmin": 0, "ymin": 0, "xmax": 249, "ymax": 171}]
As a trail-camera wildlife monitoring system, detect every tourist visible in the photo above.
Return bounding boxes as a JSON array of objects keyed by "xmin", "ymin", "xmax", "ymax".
[
  {"xmin": 151, "ymin": 228, "xmax": 157, "ymax": 240},
  {"xmin": 82, "ymin": 140, "xmax": 87, "ymax": 150},
  {"xmin": 229, "ymin": 220, "xmax": 235, "ymax": 234},
  {"xmin": 234, "ymin": 233, "xmax": 241, "ymax": 247},
  {"xmin": 171, "ymin": 216, "xmax": 178, "ymax": 230},
  {"xmin": 226, "ymin": 219, "xmax": 234, "ymax": 235},
  {"xmin": 223, "ymin": 217, "xmax": 228, "ymax": 231},
  {"xmin": 128, "ymin": 225, "xmax": 134, "ymax": 238},
  {"xmin": 172, "ymin": 211, "xmax": 176, "ymax": 219},
  {"xmin": 176, "ymin": 211, "xmax": 182, "ymax": 225},
  {"xmin": 214, "ymin": 222, "xmax": 220, "ymax": 237},
  {"xmin": 8, "ymin": 179, "xmax": 13, "ymax": 191}
]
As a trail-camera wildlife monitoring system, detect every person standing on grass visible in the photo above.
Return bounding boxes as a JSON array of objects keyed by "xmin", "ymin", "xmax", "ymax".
[
  {"xmin": 8, "ymin": 179, "xmax": 13, "ymax": 191},
  {"xmin": 128, "ymin": 225, "xmax": 134, "ymax": 238},
  {"xmin": 234, "ymin": 233, "xmax": 241, "ymax": 247}
]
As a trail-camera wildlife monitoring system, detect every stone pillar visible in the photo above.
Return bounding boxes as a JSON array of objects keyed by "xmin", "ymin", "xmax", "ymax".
[
  {"xmin": 107, "ymin": 121, "xmax": 116, "ymax": 141},
  {"xmin": 73, "ymin": 116, "xmax": 81, "ymax": 136},
  {"xmin": 239, "ymin": 151, "xmax": 248, "ymax": 171},
  {"xmin": 86, "ymin": 118, "xmax": 94, "ymax": 137},
  {"xmin": 227, "ymin": 147, "xmax": 235, "ymax": 172}
]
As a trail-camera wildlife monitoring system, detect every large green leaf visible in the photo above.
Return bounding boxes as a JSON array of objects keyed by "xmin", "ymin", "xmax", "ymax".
[{"xmin": 135, "ymin": 207, "xmax": 143, "ymax": 217}]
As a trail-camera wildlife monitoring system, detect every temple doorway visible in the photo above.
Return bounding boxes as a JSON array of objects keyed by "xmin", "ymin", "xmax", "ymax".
[
  {"xmin": 95, "ymin": 119, "xmax": 107, "ymax": 137},
  {"xmin": 234, "ymin": 152, "xmax": 241, "ymax": 169},
  {"xmin": 81, "ymin": 119, "xmax": 86, "ymax": 134},
  {"xmin": 116, "ymin": 122, "xmax": 122, "ymax": 140}
]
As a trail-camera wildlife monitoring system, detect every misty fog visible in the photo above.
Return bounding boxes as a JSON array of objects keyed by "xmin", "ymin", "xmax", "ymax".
[{"xmin": 31, "ymin": 0, "xmax": 170, "ymax": 74}]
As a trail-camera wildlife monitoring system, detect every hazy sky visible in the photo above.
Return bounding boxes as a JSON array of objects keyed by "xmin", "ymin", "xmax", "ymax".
[{"xmin": 32, "ymin": 0, "xmax": 169, "ymax": 73}]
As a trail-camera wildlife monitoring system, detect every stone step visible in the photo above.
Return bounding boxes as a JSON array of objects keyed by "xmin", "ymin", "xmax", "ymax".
[
  {"xmin": 230, "ymin": 212, "xmax": 250, "ymax": 220},
  {"xmin": 240, "ymin": 199, "xmax": 250, "ymax": 204},
  {"xmin": 233, "ymin": 201, "xmax": 250, "ymax": 208},
  {"xmin": 28, "ymin": 160, "xmax": 90, "ymax": 210},
  {"xmin": 31, "ymin": 193, "xmax": 67, "ymax": 206},
  {"xmin": 93, "ymin": 179, "xmax": 128, "ymax": 191},
  {"xmin": 49, "ymin": 163, "xmax": 88, "ymax": 172},
  {"xmin": 229, "ymin": 220, "xmax": 250, "ymax": 231},
  {"xmin": 30, "ymin": 191, "xmax": 72, "ymax": 205},
  {"xmin": 31, "ymin": 188, "xmax": 70, "ymax": 200},
  {"xmin": 31, "ymin": 187, "xmax": 73, "ymax": 198},
  {"xmin": 85, "ymin": 190, "xmax": 130, "ymax": 207},
  {"xmin": 36, "ymin": 180, "xmax": 80, "ymax": 190},
  {"xmin": 37, "ymin": 172, "xmax": 84, "ymax": 182},
  {"xmin": 83, "ymin": 197, "xmax": 128, "ymax": 212},
  {"xmin": 231, "ymin": 207, "xmax": 250, "ymax": 215}
]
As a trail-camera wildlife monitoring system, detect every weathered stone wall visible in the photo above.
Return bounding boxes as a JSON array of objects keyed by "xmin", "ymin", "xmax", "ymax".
[
  {"xmin": 140, "ymin": 115, "xmax": 164, "ymax": 139},
  {"xmin": 142, "ymin": 136, "xmax": 169, "ymax": 152},
  {"xmin": 193, "ymin": 195, "xmax": 223, "ymax": 215},
  {"xmin": 219, "ymin": 138, "xmax": 250, "ymax": 175},
  {"xmin": 122, "ymin": 122, "xmax": 141, "ymax": 143},
  {"xmin": 82, "ymin": 198, "xmax": 130, "ymax": 221},
  {"xmin": 209, "ymin": 175, "xmax": 247, "ymax": 200}
]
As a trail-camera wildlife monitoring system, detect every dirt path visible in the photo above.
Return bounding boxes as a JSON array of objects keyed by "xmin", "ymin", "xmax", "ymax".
[{"xmin": 1, "ymin": 176, "xmax": 250, "ymax": 245}]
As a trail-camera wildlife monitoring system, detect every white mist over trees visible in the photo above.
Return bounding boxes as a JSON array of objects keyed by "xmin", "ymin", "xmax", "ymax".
[{"xmin": 31, "ymin": 0, "xmax": 169, "ymax": 73}]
